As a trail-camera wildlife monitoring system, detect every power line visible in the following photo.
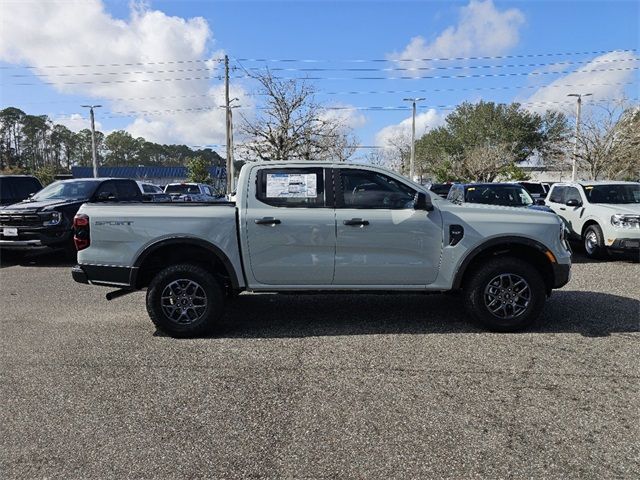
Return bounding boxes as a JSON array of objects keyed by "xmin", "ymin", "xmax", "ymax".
[
  {"xmin": 8, "ymin": 56, "xmax": 634, "ymax": 79},
  {"xmin": 2, "ymin": 49, "xmax": 633, "ymax": 71},
  {"xmin": 100, "ymin": 98, "xmax": 637, "ymax": 118},
  {"xmin": 0, "ymin": 58, "xmax": 225, "ymax": 70},
  {"xmin": 234, "ymin": 49, "xmax": 636, "ymax": 63},
  {"xmin": 232, "ymin": 66, "xmax": 639, "ymax": 82},
  {"xmin": 239, "ymin": 57, "xmax": 635, "ymax": 73}
]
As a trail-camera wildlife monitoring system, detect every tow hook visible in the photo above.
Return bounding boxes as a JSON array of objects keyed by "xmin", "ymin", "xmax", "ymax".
[{"xmin": 106, "ymin": 289, "xmax": 135, "ymax": 301}]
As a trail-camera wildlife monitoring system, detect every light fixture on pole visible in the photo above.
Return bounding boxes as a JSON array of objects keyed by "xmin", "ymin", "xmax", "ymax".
[
  {"xmin": 567, "ymin": 93, "xmax": 592, "ymax": 181},
  {"xmin": 402, "ymin": 97, "xmax": 425, "ymax": 180},
  {"xmin": 81, "ymin": 104, "xmax": 102, "ymax": 178}
]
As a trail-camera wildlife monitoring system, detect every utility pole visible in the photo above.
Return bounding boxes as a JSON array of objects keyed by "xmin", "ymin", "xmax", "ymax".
[
  {"xmin": 81, "ymin": 104, "xmax": 102, "ymax": 177},
  {"xmin": 224, "ymin": 55, "xmax": 233, "ymax": 194},
  {"xmin": 403, "ymin": 97, "xmax": 425, "ymax": 180},
  {"xmin": 567, "ymin": 93, "xmax": 592, "ymax": 181}
]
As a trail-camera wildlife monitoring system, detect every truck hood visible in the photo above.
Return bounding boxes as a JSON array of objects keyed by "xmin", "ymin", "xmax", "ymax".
[
  {"xmin": 590, "ymin": 203, "xmax": 640, "ymax": 215},
  {"xmin": 442, "ymin": 202, "xmax": 559, "ymax": 223},
  {"xmin": 0, "ymin": 198, "xmax": 87, "ymax": 212}
]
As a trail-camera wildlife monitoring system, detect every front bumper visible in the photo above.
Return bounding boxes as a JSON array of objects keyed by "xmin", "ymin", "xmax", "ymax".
[
  {"xmin": 609, "ymin": 238, "xmax": 640, "ymax": 252},
  {"xmin": 0, "ymin": 227, "xmax": 71, "ymax": 249}
]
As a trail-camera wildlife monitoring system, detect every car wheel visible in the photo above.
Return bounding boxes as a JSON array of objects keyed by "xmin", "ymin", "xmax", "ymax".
[
  {"xmin": 463, "ymin": 256, "xmax": 546, "ymax": 332},
  {"xmin": 146, "ymin": 263, "xmax": 225, "ymax": 337},
  {"xmin": 583, "ymin": 224, "xmax": 607, "ymax": 259}
]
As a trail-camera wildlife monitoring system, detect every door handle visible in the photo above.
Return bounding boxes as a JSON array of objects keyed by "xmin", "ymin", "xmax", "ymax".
[
  {"xmin": 343, "ymin": 218, "xmax": 369, "ymax": 227},
  {"xmin": 559, "ymin": 207, "xmax": 566, "ymax": 211},
  {"xmin": 255, "ymin": 217, "xmax": 281, "ymax": 225}
]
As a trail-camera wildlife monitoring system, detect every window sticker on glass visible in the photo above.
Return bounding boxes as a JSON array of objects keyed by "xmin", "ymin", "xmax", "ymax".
[{"xmin": 266, "ymin": 173, "xmax": 317, "ymax": 198}]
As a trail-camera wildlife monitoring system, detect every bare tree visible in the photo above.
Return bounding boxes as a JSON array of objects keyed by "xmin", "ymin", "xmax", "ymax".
[
  {"xmin": 238, "ymin": 71, "xmax": 356, "ymax": 162},
  {"xmin": 575, "ymin": 100, "xmax": 640, "ymax": 180}
]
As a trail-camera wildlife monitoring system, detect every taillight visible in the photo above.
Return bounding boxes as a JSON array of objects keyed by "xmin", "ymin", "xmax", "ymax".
[{"xmin": 73, "ymin": 214, "xmax": 90, "ymax": 251}]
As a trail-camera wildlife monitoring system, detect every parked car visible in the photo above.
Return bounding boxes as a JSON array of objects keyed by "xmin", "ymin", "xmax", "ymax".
[
  {"xmin": 0, "ymin": 175, "xmax": 43, "ymax": 207},
  {"xmin": 545, "ymin": 181, "xmax": 640, "ymax": 259},
  {"xmin": 446, "ymin": 183, "xmax": 554, "ymax": 213},
  {"xmin": 137, "ymin": 181, "xmax": 172, "ymax": 202},
  {"xmin": 0, "ymin": 177, "xmax": 141, "ymax": 254},
  {"xmin": 164, "ymin": 183, "xmax": 219, "ymax": 202},
  {"xmin": 518, "ymin": 181, "xmax": 550, "ymax": 201},
  {"xmin": 72, "ymin": 162, "xmax": 571, "ymax": 336},
  {"xmin": 428, "ymin": 183, "xmax": 454, "ymax": 198}
]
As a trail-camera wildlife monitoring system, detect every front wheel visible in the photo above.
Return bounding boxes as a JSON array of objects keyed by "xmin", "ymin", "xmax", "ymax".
[
  {"xmin": 146, "ymin": 263, "xmax": 225, "ymax": 337},
  {"xmin": 583, "ymin": 224, "xmax": 607, "ymax": 259},
  {"xmin": 463, "ymin": 257, "xmax": 546, "ymax": 332}
]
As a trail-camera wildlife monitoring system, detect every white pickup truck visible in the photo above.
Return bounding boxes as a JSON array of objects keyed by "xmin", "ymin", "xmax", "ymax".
[{"xmin": 72, "ymin": 162, "xmax": 571, "ymax": 336}]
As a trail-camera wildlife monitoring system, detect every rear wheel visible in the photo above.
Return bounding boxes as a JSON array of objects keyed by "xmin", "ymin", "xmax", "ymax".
[
  {"xmin": 583, "ymin": 224, "xmax": 607, "ymax": 259},
  {"xmin": 146, "ymin": 263, "xmax": 225, "ymax": 337},
  {"xmin": 463, "ymin": 256, "xmax": 546, "ymax": 332}
]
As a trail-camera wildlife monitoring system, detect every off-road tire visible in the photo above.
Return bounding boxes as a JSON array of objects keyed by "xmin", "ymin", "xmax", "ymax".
[
  {"xmin": 463, "ymin": 256, "xmax": 546, "ymax": 332},
  {"xmin": 146, "ymin": 263, "xmax": 225, "ymax": 337},
  {"xmin": 583, "ymin": 224, "xmax": 607, "ymax": 260}
]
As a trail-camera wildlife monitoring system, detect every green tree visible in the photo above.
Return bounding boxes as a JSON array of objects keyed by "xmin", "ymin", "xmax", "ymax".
[
  {"xmin": 104, "ymin": 130, "xmax": 143, "ymax": 166},
  {"xmin": 416, "ymin": 101, "xmax": 570, "ymax": 182},
  {"xmin": 186, "ymin": 156, "xmax": 213, "ymax": 183}
]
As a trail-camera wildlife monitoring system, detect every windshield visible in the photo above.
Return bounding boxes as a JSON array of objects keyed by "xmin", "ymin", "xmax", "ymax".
[
  {"xmin": 520, "ymin": 182, "xmax": 546, "ymax": 195},
  {"xmin": 165, "ymin": 184, "xmax": 200, "ymax": 194},
  {"xmin": 465, "ymin": 185, "xmax": 534, "ymax": 207},
  {"xmin": 582, "ymin": 184, "xmax": 640, "ymax": 204},
  {"xmin": 31, "ymin": 180, "xmax": 98, "ymax": 201}
]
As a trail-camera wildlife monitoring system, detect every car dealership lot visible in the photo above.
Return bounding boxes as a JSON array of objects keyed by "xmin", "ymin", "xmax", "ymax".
[{"xmin": 1, "ymin": 251, "xmax": 638, "ymax": 479}]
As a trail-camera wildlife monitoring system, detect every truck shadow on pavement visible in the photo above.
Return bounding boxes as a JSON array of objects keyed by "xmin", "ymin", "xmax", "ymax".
[
  {"xmin": 0, "ymin": 249, "xmax": 75, "ymax": 268},
  {"xmin": 203, "ymin": 290, "xmax": 639, "ymax": 339}
]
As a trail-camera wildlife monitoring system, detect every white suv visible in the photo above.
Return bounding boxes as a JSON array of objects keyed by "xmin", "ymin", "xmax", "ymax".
[{"xmin": 545, "ymin": 181, "xmax": 640, "ymax": 258}]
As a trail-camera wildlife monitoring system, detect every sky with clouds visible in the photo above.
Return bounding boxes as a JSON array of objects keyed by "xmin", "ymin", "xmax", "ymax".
[{"xmin": 0, "ymin": 0, "xmax": 638, "ymax": 160}]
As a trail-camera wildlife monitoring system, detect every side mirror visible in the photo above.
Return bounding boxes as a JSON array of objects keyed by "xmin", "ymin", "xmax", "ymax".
[
  {"xmin": 96, "ymin": 191, "xmax": 115, "ymax": 202},
  {"xmin": 565, "ymin": 198, "xmax": 582, "ymax": 207},
  {"xmin": 535, "ymin": 199, "xmax": 546, "ymax": 206},
  {"xmin": 414, "ymin": 192, "xmax": 434, "ymax": 211},
  {"xmin": 28, "ymin": 192, "xmax": 35, "ymax": 198}
]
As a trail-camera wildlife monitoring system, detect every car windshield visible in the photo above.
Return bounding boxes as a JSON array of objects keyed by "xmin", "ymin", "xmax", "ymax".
[
  {"xmin": 430, "ymin": 184, "xmax": 452, "ymax": 196},
  {"xmin": 165, "ymin": 184, "xmax": 200, "ymax": 194},
  {"xmin": 520, "ymin": 182, "xmax": 546, "ymax": 195},
  {"xmin": 465, "ymin": 185, "xmax": 534, "ymax": 207},
  {"xmin": 31, "ymin": 180, "xmax": 98, "ymax": 201},
  {"xmin": 582, "ymin": 184, "xmax": 640, "ymax": 204}
]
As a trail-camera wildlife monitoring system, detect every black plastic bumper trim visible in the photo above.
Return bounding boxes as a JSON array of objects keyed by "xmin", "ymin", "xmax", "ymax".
[
  {"xmin": 72, "ymin": 264, "xmax": 136, "ymax": 288},
  {"xmin": 610, "ymin": 238, "xmax": 640, "ymax": 251},
  {"xmin": 552, "ymin": 263, "xmax": 571, "ymax": 288}
]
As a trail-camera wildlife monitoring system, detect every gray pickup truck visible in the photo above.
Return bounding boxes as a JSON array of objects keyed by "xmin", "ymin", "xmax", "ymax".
[{"xmin": 72, "ymin": 162, "xmax": 571, "ymax": 336}]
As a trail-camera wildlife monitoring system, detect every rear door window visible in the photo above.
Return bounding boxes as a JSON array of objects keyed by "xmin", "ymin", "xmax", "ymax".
[{"xmin": 256, "ymin": 168, "xmax": 326, "ymax": 208}]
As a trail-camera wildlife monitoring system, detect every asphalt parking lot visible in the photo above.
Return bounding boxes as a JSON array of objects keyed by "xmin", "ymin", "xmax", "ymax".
[{"xmin": 1, "ymin": 249, "xmax": 638, "ymax": 479}]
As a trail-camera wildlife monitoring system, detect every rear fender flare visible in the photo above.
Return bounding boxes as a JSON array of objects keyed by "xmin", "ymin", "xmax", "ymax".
[{"xmin": 132, "ymin": 236, "xmax": 239, "ymax": 289}]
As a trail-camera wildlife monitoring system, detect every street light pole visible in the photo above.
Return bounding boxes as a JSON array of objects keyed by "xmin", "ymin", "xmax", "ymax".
[
  {"xmin": 567, "ymin": 93, "xmax": 592, "ymax": 181},
  {"xmin": 81, "ymin": 104, "xmax": 102, "ymax": 178},
  {"xmin": 403, "ymin": 97, "xmax": 425, "ymax": 180}
]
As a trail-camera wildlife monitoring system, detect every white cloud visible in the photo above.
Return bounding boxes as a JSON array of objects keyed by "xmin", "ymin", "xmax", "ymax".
[
  {"xmin": 0, "ymin": 0, "xmax": 243, "ymax": 145},
  {"xmin": 522, "ymin": 51, "xmax": 639, "ymax": 113},
  {"xmin": 387, "ymin": 0, "xmax": 525, "ymax": 72},
  {"xmin": 375, "ymin": 109, "xmax": 444, "ymax": 147},
  {"xmin": 53, "ymin": 113, "xmax": 103, "ymax": 133},
  {"xmin": 319, "ymin": 105, "xmax": 368, "ymax": 130}
]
